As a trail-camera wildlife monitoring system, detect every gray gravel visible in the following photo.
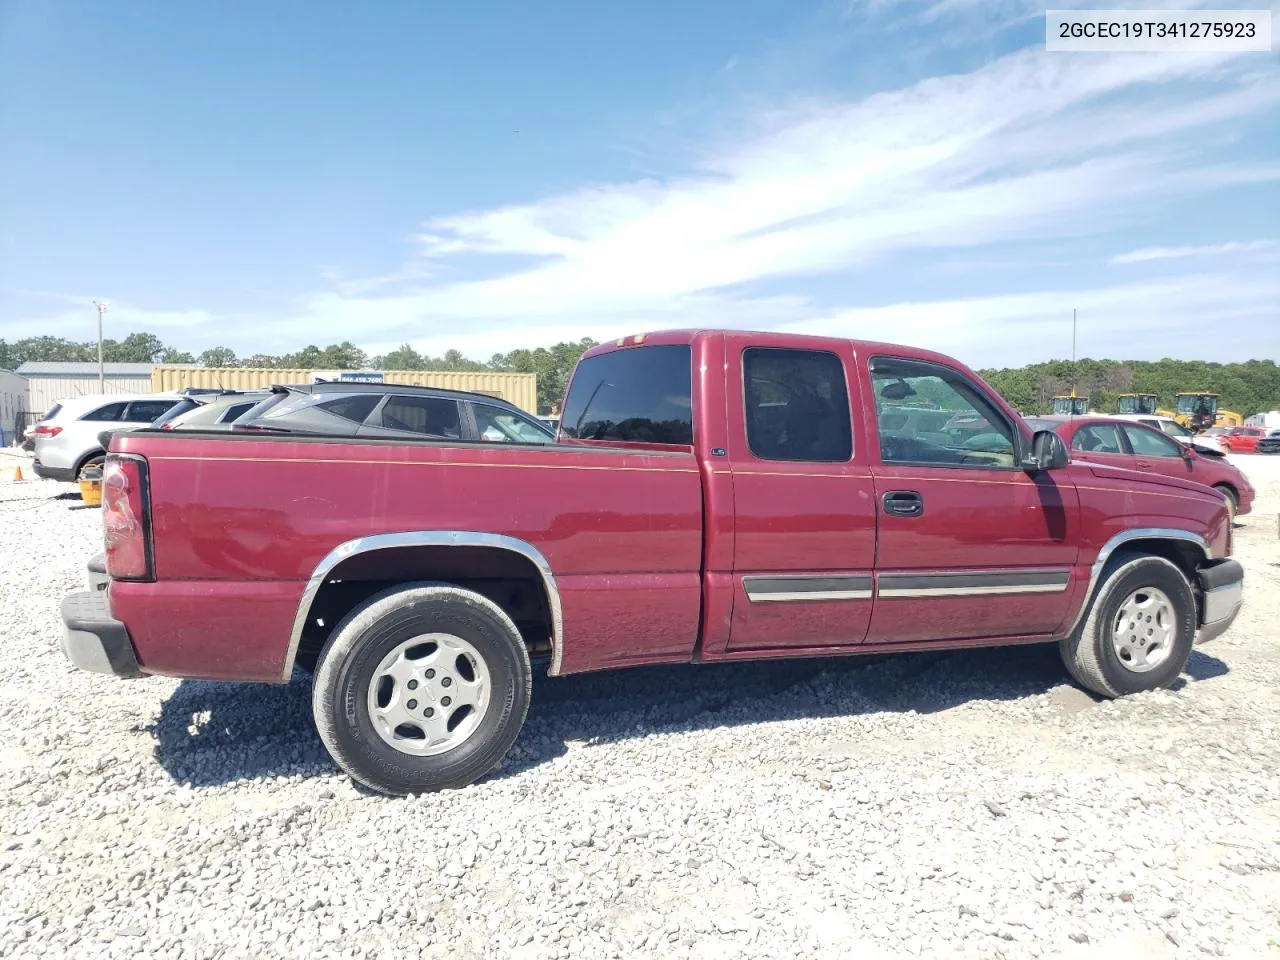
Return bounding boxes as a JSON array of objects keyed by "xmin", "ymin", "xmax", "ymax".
[{"xmin": 1, "ymin": 455, "xmax": 1278, "ymax": 960}]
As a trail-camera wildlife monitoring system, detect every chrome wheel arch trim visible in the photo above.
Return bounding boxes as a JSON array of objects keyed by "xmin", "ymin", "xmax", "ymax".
[
  {"xmin": 1062, "ymin": 527, "xmax": 1211, "ymax": 639},
  {"xmin": 283, "ymin": 531, "xmax": 565, "ymax": 681}
]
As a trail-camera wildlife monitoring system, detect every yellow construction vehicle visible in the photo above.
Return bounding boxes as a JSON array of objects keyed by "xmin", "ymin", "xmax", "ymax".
[
  {"xmin": 1116, "ymin": 393, "xmax": 1159, "ymax": 416},
  {"xmin": 1215, "ymin": 408, "xmax": 1244, "ymax": 428},
  {"xmin": 1051, "ymin": 394, "xmax": 1090, "ymax": 416},
  {"xmin": 1173, "ymin": 393, "xmax": 1221, "ymax": 432}
]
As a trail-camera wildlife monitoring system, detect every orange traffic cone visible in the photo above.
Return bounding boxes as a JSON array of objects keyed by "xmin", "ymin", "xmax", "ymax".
[{"xmin": 13, "ymin": 466, "xmax": 23, "ymax": 481}]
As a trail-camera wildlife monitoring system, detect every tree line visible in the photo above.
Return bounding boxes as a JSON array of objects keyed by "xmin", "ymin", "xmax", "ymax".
[
  {"xmin": 978, "ymin": 357, "xmax": 1280, "ymax": 417},
  {"xmin": 4, "ymin": 333, "xmax": 1277, "ymax": 417},
  {"xmin": 0, "ymin": 334, "xmax": 598, "ymax": 415}
]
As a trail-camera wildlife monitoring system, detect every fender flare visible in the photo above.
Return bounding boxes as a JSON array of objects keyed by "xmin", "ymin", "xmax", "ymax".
[
  {"xmin": 1062, "ymin": 527, "xmax": 1211, "ymax": 638},
  {"xmin": 283, "ymin": 531, "xmax": 564, "ymax": 681}
]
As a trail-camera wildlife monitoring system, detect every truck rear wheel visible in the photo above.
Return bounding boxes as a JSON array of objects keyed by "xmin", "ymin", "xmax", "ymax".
[
  {"xmin": 312, "ymin": 583, "xmax": 532, "ymax": 796},
  {"xmin": 1059, "ymin": 554, "xmax": 1196, "ymax": 699}
]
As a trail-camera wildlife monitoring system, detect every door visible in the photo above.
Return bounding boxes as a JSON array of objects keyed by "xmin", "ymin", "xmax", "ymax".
[
  {"xmin": 725, "ymin": 339, "xmax": 878, "ymax": 651},
  {"xmin": 1117, "ymin": 422, "xmax": 1192, "ymax": 479},
  {"xmin": 864, "ymin": 355, "xmax": 1080, "ymax": 644}
]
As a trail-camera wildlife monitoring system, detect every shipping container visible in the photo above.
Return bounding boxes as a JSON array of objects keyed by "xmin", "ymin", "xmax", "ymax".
[{"xmin": 151, "ymin": 367, "xmax": 538, "ymax": 414}]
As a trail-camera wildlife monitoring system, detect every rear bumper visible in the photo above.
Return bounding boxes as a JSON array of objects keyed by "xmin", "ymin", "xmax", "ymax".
[
  {"xmin": 87, "ymin": 553, "xmax": 108, "ymax": 592},
  {"xmin": 60, "ymin": 590, "xmax": 143, "ymax": 678},
  {"xmin": 1196, "ymin": 559, "xmax": 1244, "ymax": 645},
  {"xmin": 32, "ymin": 460, "xmax": 76, "ymax": 482}
]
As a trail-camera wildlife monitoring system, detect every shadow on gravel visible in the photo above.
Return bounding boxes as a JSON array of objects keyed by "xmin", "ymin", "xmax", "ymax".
[
  {"xmin": 150, "ymin": 643, "xmax": 1082, "ymax": 789},
  {"xmin": 1178, "ymin": 650, "xmax": 1230, "ymax": 684}
]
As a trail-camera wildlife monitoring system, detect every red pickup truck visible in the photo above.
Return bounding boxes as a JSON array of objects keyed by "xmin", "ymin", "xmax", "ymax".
[{"xmin": 61, "ymin": 330, "xmax": 1245, "ymax": 796}]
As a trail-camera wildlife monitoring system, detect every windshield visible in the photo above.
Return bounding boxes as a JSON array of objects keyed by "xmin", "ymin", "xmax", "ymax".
[
  {"xmin": 1159, "ymin": 420, "xmax": 1193, "ymax": 438},
  {"xmin": 1117, "ymin": 395, "xmax": 1157, "ymax": 415},
  {"xmin": 1176, "ymin": 394, "xmax": 1217, "ymax": 415}
]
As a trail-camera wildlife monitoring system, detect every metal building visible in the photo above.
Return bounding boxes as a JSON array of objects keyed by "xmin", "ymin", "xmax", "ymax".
[
  {"xmin": 151, "ymin": 366, "xmax": 539, "ymax": 414},
  {"xmin": 0, "ymin": 370, "xmax": 28, "ymax": 446},
  {"xmin": 14, "ymin": 361, "xmax": 181, "ymax": 417}
]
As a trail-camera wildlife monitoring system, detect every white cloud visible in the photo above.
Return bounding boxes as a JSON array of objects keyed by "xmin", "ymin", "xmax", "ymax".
[
  {"xmin": 13, "ymin": 32, "xmax": 1276, "ymax": 366},
  {"xmin": 1109, "ymin": 239, "xmax": 1279, "ymax": 264},
  {"xmin": 797, "ymin": 271, "xmax": 1280, "ymax": 367}
]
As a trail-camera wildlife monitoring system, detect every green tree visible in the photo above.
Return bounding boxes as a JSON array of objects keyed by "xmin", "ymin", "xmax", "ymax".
[
  {"xmin": 199, "ymin": 346, "xmax": 238, "ymax": 367},
  {"xmin": 490, "ymin": 337, "xmax": 597, "ymax": 413},
  {"xmin": 373, "ymin": 343, "xmax": 426, "ymax": 370}
]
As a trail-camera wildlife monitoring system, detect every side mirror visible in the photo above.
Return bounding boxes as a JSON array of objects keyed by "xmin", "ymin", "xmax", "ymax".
[
  {"xmin": 1180, "ymin": 443, "xmax": 1194, "ymax": 461},
  {"xmin": 1022, "ymin": 429, "xmax": 1069, "ymax": 472}
]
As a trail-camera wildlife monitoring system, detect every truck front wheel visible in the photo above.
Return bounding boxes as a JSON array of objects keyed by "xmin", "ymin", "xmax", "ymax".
[
  {"xmin": 312, "ymin": 583, "xmax": 532, "ymax": 796},
  {"xmin": 1059, "ymin": 555, "xmax": 1196, "ymax": 699}
]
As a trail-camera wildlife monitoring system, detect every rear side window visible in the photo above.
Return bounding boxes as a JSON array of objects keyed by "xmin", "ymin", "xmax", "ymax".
[
  {"xmin": 1072, "ymin": 424, "xmax": 1123, "ymax": 453},
  {"xmin": 82, "ymin": 402, "xmax": 127, "ymax": 422},
  {"xmin": 744, "ymin": 348, "xmax": 851, "ymax": 462},
  {"xmin": 380, "ymin": 396, "xmax": 462, "ymax": 438},
  {"xmin": 317, "ymin": 395, "xmax": 380, "ymax": 424},
  {"xmin": 123, "ymin": 400, "xmax": 179, "ymax": 423},
  {"xmin": 560, "ymin": 345, "xmax": 693, "ymax": 445},
  {"xmin": 218, "ymin": 401, "xmax": 258, "ymax": 423}
]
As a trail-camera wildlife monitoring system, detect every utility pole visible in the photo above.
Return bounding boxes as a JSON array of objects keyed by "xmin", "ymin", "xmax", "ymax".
[
  {"xmin": 93, "ymin": 301, "xmax": 109, "ymax": 390},
  {"xmin": 1070, "ymin": 307, "xmax": 1077, "ymax": 398}
]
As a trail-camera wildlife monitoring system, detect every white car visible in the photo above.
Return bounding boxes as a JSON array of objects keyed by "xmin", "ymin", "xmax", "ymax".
[
  {"xmin": 31, "ymin": 392, "xmax": 185, "ymax": 482},
  {"xmin": 1109, "ymin": 413, "xmax": 1228, "ymax": 455}
]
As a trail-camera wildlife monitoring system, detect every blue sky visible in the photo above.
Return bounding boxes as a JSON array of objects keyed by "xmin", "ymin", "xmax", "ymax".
[{"xmin": 1, "ymin": 0, "xmax": 1277, "ymax": 370}]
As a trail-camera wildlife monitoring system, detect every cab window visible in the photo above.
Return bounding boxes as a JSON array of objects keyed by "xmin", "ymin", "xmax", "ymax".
[
  {"xmin": 744, "ymin": 348, "xmax": 851, "ymax": 462},
  {"xmin": 870, "ymin": 357, "xmax": 1015, "ymax": 468},
  {"xmin": 560, "ymin": 345, "xmax": 693, "ymax": 445}
]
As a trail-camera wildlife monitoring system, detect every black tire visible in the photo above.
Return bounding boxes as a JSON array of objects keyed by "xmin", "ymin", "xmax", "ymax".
[
  {"xmin": 1059, "ymin": 554, "xmax": 1196, "ymax": 699},
  {"xmin": 312, "ymin": 582, "xmax": 532, "ymax": 796},
  {"xmin": 1213, "ymin": 484, "xmax": 1238, "ymax": 525}
]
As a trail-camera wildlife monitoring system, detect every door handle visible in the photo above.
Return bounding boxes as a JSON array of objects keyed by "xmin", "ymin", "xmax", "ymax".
[
  {"xmin": 882, "ymin": 490, "xmax": 924, "ymax": 517},
  {"xmin": 1135, "ymin": 459, "xmax": 1151, "ymax": 468}
]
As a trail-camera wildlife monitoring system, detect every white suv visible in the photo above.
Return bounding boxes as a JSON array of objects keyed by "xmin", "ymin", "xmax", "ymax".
[
  {"xmin": 32, "ymin": 393, "xmax": 184, "ymax": 482},
  {"xmin": 1109, "ymin": 413, "xmax": 1228, "ymax": 454}
]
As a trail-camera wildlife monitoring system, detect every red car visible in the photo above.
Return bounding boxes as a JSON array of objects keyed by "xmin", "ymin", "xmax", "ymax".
[
  {"xmin": 1027, "ymin": 415, "xmax": 1255, "ymax": 522},
  {"xmin": 62, "ymin": 331, "xmax": 1244, "ymax": 796},
  {"xmin": 1222, "ymin": 426, "xmax": 1266, "ymax": 454}
]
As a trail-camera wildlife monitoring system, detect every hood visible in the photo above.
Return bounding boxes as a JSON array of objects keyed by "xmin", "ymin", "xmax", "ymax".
[{"xmin": 1084, "ymin": 462, "xmax": 1220, "ymax": 501}]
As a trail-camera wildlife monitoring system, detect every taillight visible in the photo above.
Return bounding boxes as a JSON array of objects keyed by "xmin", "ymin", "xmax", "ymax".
[
  {"xmin": 34, "ymin": 424, "xmax": 62, "ymax": 438},
  {"xmin": 102, "ymin": 454, "xmax": 154, "ymax": 581}
]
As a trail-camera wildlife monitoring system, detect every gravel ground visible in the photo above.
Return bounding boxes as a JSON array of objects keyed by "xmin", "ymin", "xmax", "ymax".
[{"xmin": 1, "ymin": 454, "xmax": 1278, "ymax": 960}]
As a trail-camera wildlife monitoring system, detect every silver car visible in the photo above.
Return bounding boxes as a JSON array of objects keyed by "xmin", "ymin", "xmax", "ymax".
[{"xmin": 32, "ymin": 393, "xmax": 184, "ymax": 482}]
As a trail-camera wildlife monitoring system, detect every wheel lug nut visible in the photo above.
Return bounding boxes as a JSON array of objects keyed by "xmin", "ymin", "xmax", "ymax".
[
  {"xmin": 426, "ymin": 669, "xmax": 436, "ymax": 679},
  {"xmin": 407, "ymin": 680, "xmax": 418, "ymax": 690},
  {"xmin": 425, "ymin": 708, "xmax": 434, "ymax": 717},
  {"xmin": 441, "ymin": 696, "xmax": 452, "ymax": 707},
  {"xmin": 407, "ymin": 699, "xmax": 418, "ymax": 710},
  {"xmin": 442, "ymin": 677, "xmax": 452, "ymax": 687}
]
